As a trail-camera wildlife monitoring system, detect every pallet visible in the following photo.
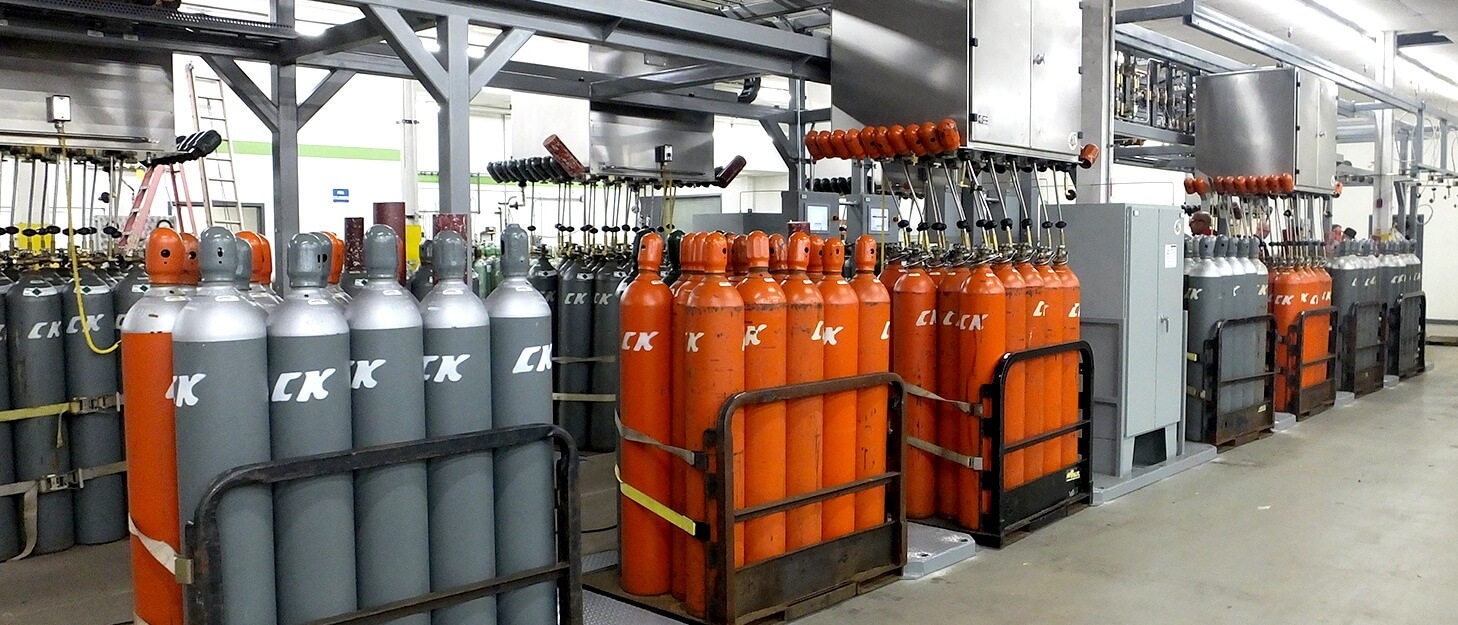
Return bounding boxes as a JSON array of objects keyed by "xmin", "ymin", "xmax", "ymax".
[
  {"xmin": 1216, "ymin": 426, "xmax": 1274, "ymax": 453},
  {"xmin": 914, "ymin": 495, "xmax": 1089, "ymax": 549}
]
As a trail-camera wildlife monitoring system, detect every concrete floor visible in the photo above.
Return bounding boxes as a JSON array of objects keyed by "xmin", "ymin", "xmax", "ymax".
[{"xmin": 3, "ymin": 347, "xmax": 1454, "ymax": 625}]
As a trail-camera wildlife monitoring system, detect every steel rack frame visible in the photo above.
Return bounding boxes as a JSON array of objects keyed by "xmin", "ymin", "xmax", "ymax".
[
  {"xmin": 1286, "ymin": 306, "xmax": 1338, "ymax": 420},
  {"xmin": 1191, "ymin": 315, "xmax": 1277, "ymax": 447},
  {"xmin": 1344, "ymin": 301, "xmax": 1386, "ymax": 397}
]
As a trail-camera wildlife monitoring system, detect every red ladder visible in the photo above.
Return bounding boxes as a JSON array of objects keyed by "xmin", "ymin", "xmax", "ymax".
[{"xmin": 118, "ymin": 163, "xmax": 201, "ymax": 249}]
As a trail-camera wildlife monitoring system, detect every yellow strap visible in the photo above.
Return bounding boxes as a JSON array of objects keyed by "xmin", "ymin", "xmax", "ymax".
[
  {"xmin": 903, "ymin": 382, "xmax": 981, "ymax": 416},
  {"xmin": 614, "ymin": 465, "xmax": 705, "ymax": 540},
  {"xmin": 0, "ymin": 394, "xmax": 120, "ymax": 424},
  {"xmin": 907, "ymin": 436, "xmax": 983, "ymax": 471}
]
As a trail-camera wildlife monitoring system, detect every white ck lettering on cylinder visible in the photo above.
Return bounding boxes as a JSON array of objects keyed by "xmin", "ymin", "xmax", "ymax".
[
  {"xmin": 1032, "ymin": 301, "xmax": 1050, "ymax": 317},
  {"xmin": 743, "ymin": 324, "xmax": 767, "ymax": 349},
  {"xmin": 915, "ymin": 310, "xmax": 936, "ymax": 327},
  {"xmin": 960, "ymin": 314, "xmax": 989, "ymax": 331},
  {"xmin": 685, "ymin": 332, "xmax": 705, "ymax": 353},
  {"xmin": 66, "ymin": 314, "xmax": 104, "ymax": 334},
  {"xmin": 880, "ymin": 321, "xmax": 891, "ymax": 340},
  {"xmin": 822, "ymin": 326, "xmax": 844, "ymax": 346},
  {"xmin": 271, "ymin": 369, "xmax": 336, "ymax": 402},
  {"xmin": 1068, "ymin": 303, "xmax": 1082, "ymax": 318},
  {"xmin": 167, "ymin": 374, "xmax": 206, "ymax": 407},
  {"xmin": 621, "ymin": 331, "xmax": 659, "ymax": 352},
  {"xmin": 351, "ymin": 359, "xmax": 385, "ymax": 389},
  {"xmin": 510, "ymin": 345, "xmax": 553, "ymax": 373},
  {"xmin": 423, "ymin": 355, "xmax": 470, "ymax": 383},
  {"xmin": 28, "ymin": 321, "xmax": 61, "ymax": 339}
]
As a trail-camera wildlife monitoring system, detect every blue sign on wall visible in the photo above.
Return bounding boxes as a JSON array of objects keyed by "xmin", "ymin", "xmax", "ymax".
[{"xmin": 332, "ymin": 188, "xmax": 350, "ymax": 203}]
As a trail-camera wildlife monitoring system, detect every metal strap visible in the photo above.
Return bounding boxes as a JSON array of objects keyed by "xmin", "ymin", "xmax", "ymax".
[
  {"xmin": 614, "ymin": 465, "xmax": 707, "ymax": 540},
  {"xmin": 907, "ymin": 436, "xmax": 984, "ymax": 471},
  {"xmin": 127, "ymin": 516, "xmax": 192, "ymax": 584},
  {"xmin": 552, "ymin": 356, "xmax": 617, "ymax": 365},
  {"xmin": 615, "ymin": 413, "xmax": 702, "ymax": 469},
  {"xmin": 552, "ymin": 393, "xmax": 617, "ymax": 403},
  {"xmin": 902, "ymin": 382, "xmax": 981, "ymax": 416},
  {"xmin": 0, "ymin": 394, "xmax": 120, "ymax": 424}
]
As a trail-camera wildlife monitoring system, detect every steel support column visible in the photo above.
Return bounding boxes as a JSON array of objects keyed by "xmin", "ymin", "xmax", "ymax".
[
  {"xmin": 1374, "ymin": 30, "xmax": 1397, "ymax": 238},
  {"xmin": 272, "ymin": 0, "xmax": 300, "ymax": 282},
  {"xmin": 789, "ymin": 78, "xmax": 808, "ymax": 195},
  {"xmin": 1080, "ymin": 0, "xmax": 1114, "ymax": 202}
]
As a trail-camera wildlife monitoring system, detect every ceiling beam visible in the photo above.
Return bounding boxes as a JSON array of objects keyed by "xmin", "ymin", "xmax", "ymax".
[{"xmin": 1396, "ymin": 31, "xmax": 1452, "ymax": 48}]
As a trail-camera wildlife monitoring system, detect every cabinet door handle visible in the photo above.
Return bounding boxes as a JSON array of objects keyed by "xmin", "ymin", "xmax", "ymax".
[{"xmin": 1160, "ymin": 316, "xmax": 1170, "ymax": 332}]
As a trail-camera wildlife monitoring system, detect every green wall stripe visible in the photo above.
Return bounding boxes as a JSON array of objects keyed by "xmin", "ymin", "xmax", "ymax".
[{"xmin": 224, "ymin": 140, "xmax": 402, "ymax": 161}]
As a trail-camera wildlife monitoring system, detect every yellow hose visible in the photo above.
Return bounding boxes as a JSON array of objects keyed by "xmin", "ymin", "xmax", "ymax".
[{"xmin": 58, "ymin": 124, "xmax": 120, "ymax": 355}]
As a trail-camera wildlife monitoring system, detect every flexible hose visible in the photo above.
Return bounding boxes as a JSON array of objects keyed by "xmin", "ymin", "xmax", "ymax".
[{"xmin": 58, "ymin": 123, "xmax": 120, "ymax": 355}]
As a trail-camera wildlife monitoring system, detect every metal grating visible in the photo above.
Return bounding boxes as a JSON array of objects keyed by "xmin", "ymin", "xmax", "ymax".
[{"xmin": 0, "ymin": 0, "xmax": 296, "ymax": 39}]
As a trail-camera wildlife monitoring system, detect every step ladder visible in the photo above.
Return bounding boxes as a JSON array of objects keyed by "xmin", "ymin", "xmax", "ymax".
[
  {"xmin": 118, "ymin": 163, "xmax": 199, "ymax": 250},
  {"xmin": 187, "ymin": 63, "xmax": 243, "ymax": 231}
]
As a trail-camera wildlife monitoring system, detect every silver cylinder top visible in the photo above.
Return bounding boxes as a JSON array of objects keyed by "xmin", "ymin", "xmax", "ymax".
[
  {"xmin": 420, "ymin": 239, "xmax": 434, "ymax": 266},
  {"xmin": 199, "ymin": 227, "xmax": 239, "ymax": 284},
  {"xmin": 500, "ymin": 224, "xmax": 529, "ymax": 277},
  {"xmin": 234, "ymin": 238, "xmax": 253, "ymax": 289},
  {"xmin": 288, "ymin": 234, "xmax": 328, "ymax": 289},
  {"xmin": 365, "ymin": 225, "xmax": 400, "ymax": 279},
  {"xmin": 433, "ymin": 231, "xmax": 468, "ymax": 282}
]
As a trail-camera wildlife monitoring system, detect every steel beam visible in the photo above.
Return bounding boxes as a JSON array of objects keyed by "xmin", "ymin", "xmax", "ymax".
[
  {"xmin": 1111, "ymin": 120, "xmax": 1194, "ymax": 146},
  {"xmin": 590, "ymin": 64, "xmax": 757, "ymax": 99},
  {"xmin": 1114, "ymin": 24, "xmax": 1246, "ymax": 74},
  {"xmin": 276, "ymin": 15, "xmax": 432, "ymax": 63},
  {"xmin": 1114, "ymin": 1, "xmax": 1193, "ymax": 24},
  {"xmin": 205, "ymin": 57, "xmax": 280, "ymax": 132},
  {"xmin": 272, "ymin": 0, "xmax": 301, "ymax": 288},
  {"xmin": 1396, "ymin": 31, "xmax": 1450, "ymax": 48},
  {"xmin": 437, "ymin": 14, "xmax": 472, "ymax": 216},
  {"xmin": 470, "ymin": 28, "xmax": 535, "ymax": 94},
  {"xmin": 365, "ymin": 5, "xmax": 449, "ymax": 101},
  {"xmin": 299, "ymin": 69, "xmax": 357, "ymax": 128},
  {"xmin": 317, "ymin": 0, "xmax": 829, "ymax": 80},
  {"xmin": 759, "ymin": 119, "xmax": 797, "ymax": 171}
]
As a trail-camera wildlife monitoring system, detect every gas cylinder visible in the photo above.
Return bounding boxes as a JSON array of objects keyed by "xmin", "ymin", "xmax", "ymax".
[
  {"xmin": 1035, "ymin": 253, "xmax": 1065, "ymax": 477},
  {"xmin": 957, "ymin": 249, "xmax": 1007, "ymax": 528},
  {"xmin": 323, "ymin": 232, "xmax": 352, "ymax": 307},
  {"xmin": 589, "ymin": 253, "xmax": 629, "ymax": 452},
  {"xmin": 807, "ymin": 235, "xmax": 825, "ymax": 279},
  {"xmin": 1013, "ymin": 249, "xmax": 1046, "ymax": 481},
  {"xmin": 113, "ymin": 263, "xmax": 149, "ymax": 328},
  {"xmin": 120, "ymin": 229, "xmax": 189, "ymax": 625},
  {"xmin": 0, "ymin": 272, "xmax": 15, "ymax": 560},
  {"xmin": 180, "ymin": 233, "xmax": 200, "ymax": 295},
  {"xmin": 238, "ymin": 232, "xmax": 282, "ymax": 311},
  {"xmin": 892, "ymin": 254, "xmax": 938, "ymax": 518},
  {"xmin": 738, "ymin": 231, "xmax": 788, "ymax": 563},
  {"xmin": 682, "ymin": 232, "xmax": 745, "ymax": 618},
  {"xmin": 347, "ymin": 225, "xmax": 429, "ymax": 625},
  {"xmin": 1053, "ymin": 251, "xmax": 1081, "ymax": 468},
  {"xmin": 619, "ymin": 232, "xmax": 674, "ymax": 597},
  {"xmin": 487, "ymin": 224, "xmax": 556, "ymax": 625},
  {"xmin": 1328, "ymin": 241, "xmax": 1358, "ymax": 388},
  {"xmin": 340, "ymin": 219, "xmax": 367, "ymax": 297},
  {"xmin": 934, "ymin": 253, "xmax": 971, "ymax": 518},
  {"xmin": 421, "ymin": 230, "xmax": 496, "ymax": 625},
  {"xmin": 729, "ymin": 234, "xmax": 750, "ymax": 285},
  {"xmin": 555, "ymin": 247, "xmax": 595, "ymax": 447},
  {"xmin": 1270, "ymin": 253, "xmax": 1295, "ymax": 411},
  {"xmin": 818, "ymin": 238, "xmax": 860, "ymax": 539},
  {"xmin": 409, "ymin": 238, "xmax": 435, "ymax": 300},
  {"xmin": 991, "ymin": 251, "xmax": 1027, "ymax": 489},
  {"xmin": 662, "ymin": 230, "xmax": 685, "ymax": 286},
  {"xmin": 234, "ymin": 237, "xmax": 257, "ymax": 297},
  {"xmin": 173, "ymin": 227, "xmax": 274, "ymax": 625},
  {"xmin": 848, "ymin": 235, "xmax": 891, "ymax": 530},
  {"xmin": 880, "ymin": 250, "xmax": 906, "ymax": 299},
  {"xmin": 9, "ymin": 265, "xmax": 74, "ymax": 555},
  {"xmin": 768, "ymin": 233, "xmax": 789, "ymax": 281},
  {"xmin": 1185, "ymin": 237, "xmax": 1224, "ymax": 439},
  {"xmin": 668, "ymin": 232, "xmax": 704, "ymax": 601},
  {"xmin": 781, "ymin": 232, "xmax": 824, "ymax": 551},
  {"xmin": 64, "ymin": 263, "xmax": 125, "ymax": 545},
  {"xmin": 268, "ymin": 234, "xmax": 357, "ymax": 625},
  {"xmin": 528, "ymin": 248, "xmax": 557, "ymax": 314}
]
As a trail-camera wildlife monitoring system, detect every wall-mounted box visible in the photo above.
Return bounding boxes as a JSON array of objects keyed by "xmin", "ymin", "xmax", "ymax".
[{"xmin": 1195, "ymin": 67, "xmax": 1338, "ymax": 194}]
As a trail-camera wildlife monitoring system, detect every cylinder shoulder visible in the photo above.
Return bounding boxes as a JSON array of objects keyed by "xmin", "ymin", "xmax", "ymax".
[
  {"xmin": 420, "ymin": 287, "xmax": 490, "ymax": 329},
  {"xmin": 120, "ymin": 290, "xmax": 190, "ymax": 334},
  {"xmin": 269, "ymin": 292, "xmax": 350, "ymax": 336}
]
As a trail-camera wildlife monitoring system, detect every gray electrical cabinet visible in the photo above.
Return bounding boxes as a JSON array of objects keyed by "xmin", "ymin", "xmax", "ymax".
[{"xmin": 1064, "ymin": 203, "xmax": 1213, "ymax": 502}]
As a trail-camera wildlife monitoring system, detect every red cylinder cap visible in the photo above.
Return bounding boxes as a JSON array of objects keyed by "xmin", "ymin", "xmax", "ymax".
[
  {"xmin": 180, "ymin": 232, "xmax": 200, "ymax": 286},
  {"xmin": 745, "ymin": 231, "xmax": 770, "ymax": 270},
  {"xmin": 237, "ymin": 231, "xmax": 271, "ymax": 284},
  {"xmin": 787, "ymin": 232, "xmax": 811, "ymax": 272},
  {"xmin": 145, "ymin": 227, "xmax": 186, "ymax": 285},
  {"xmin": 323, "ymin": 231, "xmax": 345, "ymax": 285},
  {"xmin": 822, "ymin": 237, "xmax": 846, "ymax": 273},
  {"xmin": 637, "ymin": 231, "xmax": 664, "ymax": 272},
  {"xmin": 1281, "ymin": 173, "xmax": 1296, "ymax": 194},
  {"xmin": 807, "ymin": 234, "xmax": 825, "ymax": 274},
  {"xmin": 768, "ymin": 233, "xmax": 788, "ymax": 273},
  {"xmin": 730, "ymin": 234, "xmax": 749, "ymax": 274},
  {"xmin": 702, "ymin": 232, "xmax": 729, "ymax": 274},
  {"xmin": 681, "ymin": 232, "xmax": 702, "ymax": 273},
  {"xmin": 854, "ymin": 235, "xmax": 878, "ymax": 272},
  {"xmin": 921, "ymin": 122, "xmax": 940, "ymax": 154}
]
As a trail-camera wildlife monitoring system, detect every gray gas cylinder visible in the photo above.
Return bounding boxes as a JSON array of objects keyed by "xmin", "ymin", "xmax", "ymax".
[
  {"xmin": 527, "ymin": 248, "xmax": 558, "ymax": 317},
  {"xmin": 347, "ymin": 225, "xmax": 430, "ymax": 625},
  {"xmin": 421, "ymin": 230, "xmax": 496, "ymax": 625},
  {"xmin": 587, "ymin": 253, "xmax": 627, "ymax": 452},
  {"xmin": 268, "ymin": 234, "xmax": 358, "ymax": 625},
  {"xmin": 113, "ymin": 264, "xmax": 149, "ymax": 330},
  {"xmin": 662, "ymin": 230, "xmax": 684, "ymax": 285},
  {"xmin": 0, "ymin": 278, "xmax": 15, "ymax": 560},
  {"xmin": 243, "ymin": 247, "xmax": 283, "ymax": 313},
  {"xmin": 1328, "ymin": 241, "xmax": 1360, "ymax": 388},
  {"xmin": 1354, "ymin": 241, "xmax": 1380, "ymax": 375},
  {"xmin": 1184, "ymin": 236, "xmax": 1224, "ymax": 440},
  {"xmin": 8, "ymin": 268, "xmax": 74, "ymax": 555},
  {"xmin": 64, "ymin": 266, "xmax": 126, "ymax": 545},
  {"xmin": 341, "ymin": 267, "xmax": 368, "ymax": 297},
  {"xmin": 410, "ymin": 239, "xmax": 435, "ymax": 301},
  {"xmin": 486, "ymin": 223, "xmax": 556, "ymax": 625},
  {"xmin": 173, "ymin": 227, "xmax": 275, "ymax": 625},
  {"xmin": 554, "ymin": 249, "xmax": 594, "ymax": 446}
]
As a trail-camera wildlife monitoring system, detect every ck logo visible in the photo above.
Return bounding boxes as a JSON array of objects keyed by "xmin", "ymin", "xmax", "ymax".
[
  {"xmin": 1033, "ymin": 301, "xmax": 1050, "ymax": 317},
  {"xmin": 941, "ymin": 310, "xmax": 958, "ymax": 326},
  {"xmin": 822, "ymin": 326, "xmax": 845, "ymax": 346},
  {"xmin": 351, "ymin": 359, "xmax": 386, "ymax": 389},
  {"xmin": 563, "ymin": 293, "xmax": 588, "ymax": 305},
  {"xmin": 28, "ymin": 321, "xmax": 61, "ymax": 339},
  {"xmin": 423, "ymin": 355, "xmax": 471, "ymax": 383},
  {"xmin": 272, "ymin": 369, "xmax": 335, "ymax": 402},
  {"xmin": 66, "ymin": 315, "xmax": 104, "ymax": 334},
  {"xmin": 511, "ymin": 345, "xmax": 553, "ymax": 373},
  {"xmin": 960, "ymin": 314, "xmax": 990, "ymax": 331},
  {"xmin": 1232, "ymin": 285, "xmax": 1242, "ymax": 297},
  {"xmin": 621, "ymin": 331, "xmax": 659, "ymax": 352},
  {"xmin": 743, "ymin": 324, "xmax": 767, "ymax": 348},
  {"xmin": 811, "ymin": 321, "xmax": 825, "ymax": 341},
  {"xmin": 880, "ymin": 321, "xmax": 891, "ymax": 340},
  {"xmin": 1258, "ymin": 284, "xmax": 1269, "ymax": 296},
  {"xmin": 686, "ymin": 332, "xmax": 705, "ymax": 353},
  {"xmin": 1185, "ymin": 288, "xmax": 1203, "ymax": 301},
  {"xmin": 1068, "ymin": 303, "xmax": 1082, "ymax": 318},
  {"xmin": 593, "ymin": 293, "xmax": 613, "ymax": 305},
  {"xmin": 1274, "ymin": 295, "xmax": 1295, "ymax": 306},
  {"xmin": 914, "ymin": 310, "xmax": 938, "ymax": 327},
  {"xmin": 1364, "ymin": 277, "xmax": 1377, "ymax": 287},
  {"xmin": 167, "ymin": 374, "xmax": 206, "ymax": 407}
]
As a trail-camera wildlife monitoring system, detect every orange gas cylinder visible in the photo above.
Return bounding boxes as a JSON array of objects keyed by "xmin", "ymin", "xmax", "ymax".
[
  {"xmin": 237, "ymin": 231, "xmax": 274, "ymax": 285},
  {"xmin": 891, "ymin": 257, "xmax": 939, "ymax": 518},
  {"xmin": 729, "ymin": 234, "xmax": 750, "ymax": 285},
  {"xmin": 1271, "ymin": 260, "xmax": 1297, "ymax": 411},
  {"xmin": 180, "ymin": 233, "xmax": 200, "ymax": 287},
  {"xmin": 956, "ymin": 253, "xmax": 1006, "ymax": 529},
  {"xmin": 1036, "ymin": 258, "xmax": 1066, "ymax": 476},
  {"xmin": 781, "ymin": 233, "xmax": 825, "ymax": 550},
  {"xmin": 807, "ymin": 234, "xmax": 825, "ymax": 279},
  {"xmin": 323, "ymin": 231, "xmax": 346, "ymax": 288},
  {"xmin": 886, "ymin": 125, "xmax": 910, "ymax": 157},
  {"xmin": 1014, "ymin": 255, "xmax": 1047, "ymax": 481},
  {"xmin": 121, "ymin": 228, "xmax": 187, "ymax": 625},
  {"xmin": 818, "ymin": 239, "xmax": 860, "ymax": 539},
  {"xmin": 848, "ymin": 236, "xmax": 891, "ymax": 530},
  {"xmin": 668, "ymin": 232, "xmax": 704, "ymax": 601},
  {"xmin": 881, "ymin": 252, "xmax": 906, "ymax": 293},
  {"xmin": 1310, "ymin": 263, "xmax": 1333, "ymax": 388},
  {"xmin": 738, "ymin": 232, "xmax": 788, "ymax": 563},
  {"xmin": 805, "ymin": 132, "xmax": 825, "ymax": 161},
  {"xmin": 619, "ymin": 232, "xmax": 674, "ymax": 596},
  {"xmin": 992, "ymin": 256, "xmax": 1028, "ymax": 488},
  {"xmin": 1053, "ymin": 258, "xmax": 1081, "ymax": 468},
  {"xmin": 1300, "ymin": 259, "xmax": 1327, "ymax": 390},
  {"xmin": 683, "ymin": 233, "xmax": 745, "ymax": 618},
  {"xmin": 934, "ymin": 259, "xmax": 972, "ymax": 519},
  {"xmin": 768, "ymin": 233, "xmax": 789, "ymax": 281}
]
